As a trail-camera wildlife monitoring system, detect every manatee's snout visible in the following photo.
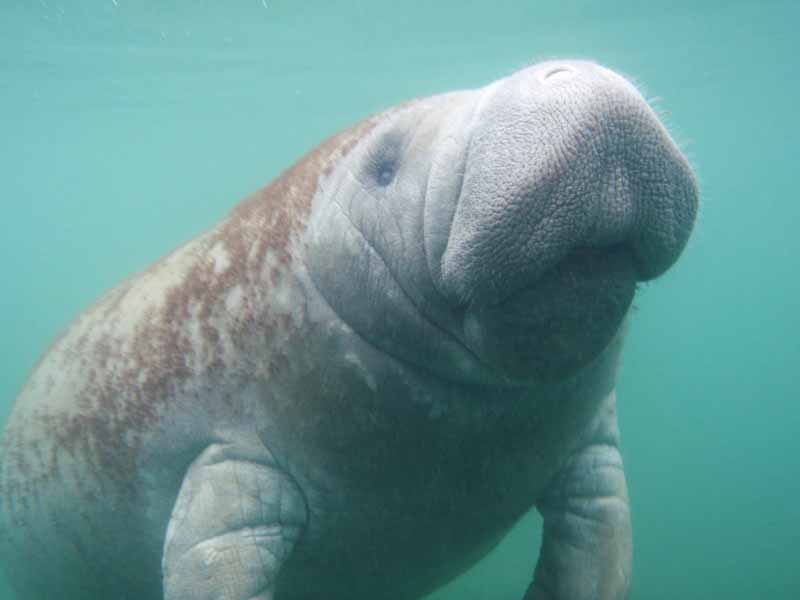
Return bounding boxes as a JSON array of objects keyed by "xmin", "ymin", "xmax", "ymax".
[{"xmin": 428, "ymin": 60, "xmax": 698, "ymax": 380}]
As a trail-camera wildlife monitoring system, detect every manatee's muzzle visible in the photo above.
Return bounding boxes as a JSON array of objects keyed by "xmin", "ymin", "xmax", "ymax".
[{"xmin": 427, "ymin": 60, "xmax": 698, "ymax": 381}]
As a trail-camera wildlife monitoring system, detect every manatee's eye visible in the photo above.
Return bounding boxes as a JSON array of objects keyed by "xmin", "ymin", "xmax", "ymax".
[
  {"xmin": 365, "ymin": 133, "xmax": 402, "ymax": 188},
  {"xmin": 375, "ymin": 160, "xmax": 396, "ymax": 187}
]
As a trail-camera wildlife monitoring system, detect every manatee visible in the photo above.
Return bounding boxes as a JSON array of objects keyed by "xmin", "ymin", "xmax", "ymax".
[{"xmin": 0, "ymin": 60, "xmax": 697, "ymax": 600}]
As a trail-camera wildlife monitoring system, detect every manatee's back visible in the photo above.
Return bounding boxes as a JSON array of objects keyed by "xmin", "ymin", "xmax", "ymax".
[
  {"xmin": 0, "ymin": 112, "xmax": 383, "ymax": 598},
  {"xmin": 0, "ymin": 321, "xmax": 169, "ymax": 598},
  {"xmin": 0, "ymin": 389, "xmax": 167, "ymax": 600},
  {"xmin": 0, "ymin": 230, "xmax": 231, "ymax": 599}
]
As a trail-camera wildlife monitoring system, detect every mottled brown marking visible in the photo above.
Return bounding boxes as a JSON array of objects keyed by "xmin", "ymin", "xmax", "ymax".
[{"xmin": 0, "ymin": 112, "xmax": 384, "ymax": 513}]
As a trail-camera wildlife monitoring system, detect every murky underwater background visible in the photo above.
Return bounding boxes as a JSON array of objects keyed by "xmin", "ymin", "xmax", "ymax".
[{"xmin": 1, "ymin": 1, "xmax": 798, "ymax": 598}]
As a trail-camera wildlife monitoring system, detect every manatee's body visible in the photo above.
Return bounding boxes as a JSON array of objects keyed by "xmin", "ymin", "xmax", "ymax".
[{"xmin": 0, "ymin": 61, "xmax": 697, "ymax": 600}]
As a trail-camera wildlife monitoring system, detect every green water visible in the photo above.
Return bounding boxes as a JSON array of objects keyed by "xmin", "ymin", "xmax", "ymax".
[{"xmin": 1, "ymin": 1, "xmax": 798, "ymax": 598}]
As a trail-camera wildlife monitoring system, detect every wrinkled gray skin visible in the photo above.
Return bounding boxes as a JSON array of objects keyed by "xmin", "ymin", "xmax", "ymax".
[{"xmin": 0, "ymin": 61, "xmax": 697, "ymax": 600}]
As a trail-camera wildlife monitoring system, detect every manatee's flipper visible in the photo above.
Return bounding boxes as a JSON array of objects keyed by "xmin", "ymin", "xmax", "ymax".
[
  {"xmin": 162, "ymin": 441, "xmax": 307, "ymax": 600},
  {"xmin": 525, "ymin": 394, "xmax": 632, "ymax": 600}
]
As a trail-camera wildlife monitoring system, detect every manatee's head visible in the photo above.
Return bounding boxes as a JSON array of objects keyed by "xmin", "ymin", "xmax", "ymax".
[{"xmin": 308, "ymin": 60, "xmax": 697, "ymax": 386}]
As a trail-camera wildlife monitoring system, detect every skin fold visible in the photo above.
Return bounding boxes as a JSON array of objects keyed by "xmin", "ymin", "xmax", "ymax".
[{"xmin": 0, "ymin": 60, "xmax": 697, "ymax": 600}]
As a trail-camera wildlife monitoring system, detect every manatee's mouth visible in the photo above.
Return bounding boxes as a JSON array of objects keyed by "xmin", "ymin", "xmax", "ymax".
[{"xmin": 461, "ymin": 245, "xmax": 637, "ymax": 381}]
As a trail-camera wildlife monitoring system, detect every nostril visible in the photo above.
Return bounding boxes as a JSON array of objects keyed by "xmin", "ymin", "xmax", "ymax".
[{"xmin": 542, "ymin": 66, "xmax": 574, "ymax": 82}]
